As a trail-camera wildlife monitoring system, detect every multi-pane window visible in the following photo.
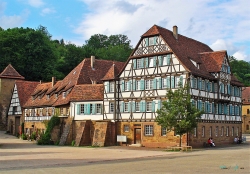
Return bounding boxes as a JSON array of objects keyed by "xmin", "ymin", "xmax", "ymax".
[
  {"xmin": 209, "ymin": 126, "xmax": 212, "ymax": 137},
  {"xmin": 214, "ymin": 83, "xmax": 218, "ymax": 92},
  {"xmin": 124, "ymin": 81, "xmax": 130, "ymax": 91},
  {"xmin": 161, "ymin": 127, "xmax": 167, "ymax": 136},
  {"xmin": 96, "ymin": 104, "xmax": 101, "ymax": 114},
  {"xmin": 110, "ymin": 102, "xmax": 114, "ymax": 113},
  {"xmin": 145, "ymin": 79, "xmax": 153, "ymax": 90},
  {"xmin": 202, "ymin": 126, "xmax": 205, "ymax": 137},
  {"xmin": 124, "ymin": 125, "xmax": 130, "ymax": 132},
  {"xmin": 146, "ymin": 102, "xmax": 152, "ymax": 112},
  {"xmin": 110, "ymin": 82, "xmax": 114, "ymax": 92},
  {"xmin": 193, "ymin": 78, "xmax": 197, "ymax": 89},
  {"xmin": 162, "ymin": 78, "xmax": 167, "ymax": 88},
  {"xmin": 149, "ymin": 37, "xmax": 154, "ymax": 46},
  {"xmin": 162, "ymin": 55, "xmax": 171, "ymax": 65},
  {"xmin": 80, "ymin": 104, "xmax": 85, "ymax": 114},
  {"xmin": 221, "ymin": 127, "xmax": 224, "ymax": 136},
  {"xmin": 137, "ymin": 59, "xmax": 143, "ymax": 68},
  {"xmin": 193, "ymin": 127, "xmax": 197, "ymax": 137},
  {"xmin": 144, "ymin": 125, "xmax": 153, "ymax": 136},
  {"xmin": 226, "ymin": 126, "xmax": 229, "ymax": 136},
  {"xmin": 63, "ymin": 92, "xmax": 66, "ymax": 98},
  {"xmin": 175, "ymin": 76, "xmax": 180, "ymax": 88},
  {"xmin": 135, "ymin": 102, "xmax": 140, "ymax": 112},
  {"xmin": 215, "ymin": 126, "xmax": 218, "ymax": 137},
  {"xmin": 202, "ymin": 80, "xmax": 205, "ymax": 90},
  {"xmin": 124, "ymin": 102, "xmax": 129, "ymax": 112},
  {"xmin": 136, "ymin": 80, "xmax": 140, "ymax": 90},
  {"xmin": 149, "ymin": 57, "xmax": 154, "ymax": 67}
]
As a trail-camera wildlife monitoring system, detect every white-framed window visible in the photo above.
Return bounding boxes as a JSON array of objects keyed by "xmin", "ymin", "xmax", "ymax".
[
  {"xmin": 149, "ymin": 57, "xmax": 154, "ymax": 67},
  {"xmin": 215, "ymin": 126, "xmax": 218, "ymax": 137},
  {"xmin": 162, "ymin": 55, "xmax": 171, "ymax": 66},
  {"xmin": 136, "ymin": 80, "xmax": 140, "ymax": 90},
  {"xmin": 161, "ymin": 127, "xmax": 167, "ymax": 136},
  {"xmin": 110, "ymin": 82, "xmax": 114, "ymax": 92},
  {"xmin": 221, "ymin": 126, "xmax": 224, "ymax": 136},
  {"xmin": 124, "ymin": 81, "xmax": 129, "ymax": 91},
  {"xmin": 193, "ymin": 78, "xmax": 197, "ymax": 89},
  {"xmin": 80, "ymin": 104, "xmax": 85, "ymax": 114},
  {"xmin": 202, "ymin": 80, "xmax": 205, "ymax": 90},
  {"xmin": 144, "ymin": 125, "xmax": 153, "ymax": 136},
  {"xmin": 149, "ymin": 37, "xmax": 154, "ymax": 46},
  {"xmin": 214, "ymin": 83, "xmax": 218, "ymax": 92},
  {"xmin": 62, "ymin": 92, "xmax": 66, "ymax": 98},
  {"xmin": 96, "ymin": 104, "xmax": 101, "ymax": 114},
  {"xmin": 232, "ymin": 127, "xmax": 234, "ymax": 136},
  {"xmin": 209, "ymin": 126, "xmax": 212, "ymax": 137},
  {"xmin": 110, "ymin": 102, "xmax": 114, "ymax": 113},
  {"xmin": 202, "ymin": 126, "xmax": 205, "ymax": 137},
  {"xmin": 135, "ymin": 102, "xmax": 140, "ymax": 112},
  {"xmin": 47, "ymin": 95, "xmax": 50, "ymax": 99},
  {"xmin": 137, "ymin": 59, "xmax": 142, "ymax": 68},
  {"xmin": 124, "ymin": 102, "xmax": 129, "ymax": 112},
  {"xmin": 145, "ymin": 79, "xmax": 153, "ymax": 90},
  {"xmin": 193, "ymin": 127, "xmax": 197, "ymax": 137},
  {"xmin": 232, "ymin": 106, "xmax": 234, "ymax": 115},
  {"xmin": 226, "ymin": 126, "xmax": 229, "ymax": 136},
  {"xmin": 146, "ymin": 102, "xmax": 152, "ymax": 112},
  {"xmin": 124, "ymin": 125, "xmax": 130, "ymax": 132},
  {"xmin": 162, "ymin": 78, "xmax": 167, "ymax": 88},
  {"xmin": 175, "ymin": 76, "xmax": 180, "ymax": 88}
]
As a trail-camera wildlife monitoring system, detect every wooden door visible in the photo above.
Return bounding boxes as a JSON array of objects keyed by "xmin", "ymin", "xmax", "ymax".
[
  {"xmin": 15, "ymin": 117, "xmax": 20, "ymax": 135},
  {"xmin": 134, "ymin": 128, "xmax": 141, "ymax": 144}
]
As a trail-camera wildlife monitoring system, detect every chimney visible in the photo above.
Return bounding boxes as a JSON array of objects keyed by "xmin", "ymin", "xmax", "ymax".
[
  {"xmin": 91, "ymin": 56, "xmax": 95, "ymax": 69},
  {"xmin": 52, "ymin": 76, "xmax": 56, "ymax": 87},
  {"xmin": 173, "ymin": 25, "xmax": 178, "ymax": 40}
]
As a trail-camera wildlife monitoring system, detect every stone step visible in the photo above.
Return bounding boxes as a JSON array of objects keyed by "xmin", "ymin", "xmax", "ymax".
[{"xmin": 129, "ymin": 144, "xmax": 142, "ymax": 147}]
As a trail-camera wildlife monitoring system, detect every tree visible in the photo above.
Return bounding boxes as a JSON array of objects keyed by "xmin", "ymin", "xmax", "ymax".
[{"xmin": 156, "ymin": 84, "xmax": 203, "ymax": 147}]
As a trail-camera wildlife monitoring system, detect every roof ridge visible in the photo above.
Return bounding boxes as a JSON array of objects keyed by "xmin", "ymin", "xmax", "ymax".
[{"xmin": 0, "ymin": 64, "xmax": 25, "ymax": 79}]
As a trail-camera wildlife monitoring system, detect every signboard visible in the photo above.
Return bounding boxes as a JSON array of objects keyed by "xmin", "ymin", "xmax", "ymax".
[{"xmin": 117, "ymin": 135, "xmax": 127, "ymax": 142}]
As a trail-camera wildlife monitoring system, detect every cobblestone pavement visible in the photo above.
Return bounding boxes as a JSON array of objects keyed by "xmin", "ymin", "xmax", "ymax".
[{"xmin": 0, "ymin": 131, "xmax": 249, "ymax": 174}]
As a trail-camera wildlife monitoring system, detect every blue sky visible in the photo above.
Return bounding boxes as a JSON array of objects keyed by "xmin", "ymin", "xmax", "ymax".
[{"xmin": 1, "ymin": 0, "xmax": 250, "ymax": 61}]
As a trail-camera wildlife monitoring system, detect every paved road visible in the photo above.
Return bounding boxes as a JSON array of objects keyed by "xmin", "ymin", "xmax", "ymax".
[{"xmin": 0, "ymin": 131, "xmax": 249, "ymax": 174}]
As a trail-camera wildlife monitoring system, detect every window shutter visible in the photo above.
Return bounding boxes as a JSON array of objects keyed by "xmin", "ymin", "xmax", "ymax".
[
  {"xmin": 140, "ymin": 101, "xmax": 145, "ymax": 112},
  {"xmin": 128, "ymin": 102, "xmax": 131, "ymax": 112},
  {"xmin": 218, "ymin": 103, "xmax": 222, "ymax": 114},
  {"xmin": 158, "ymin": 78, "xmax": 162, "ymax": 89},
  {"xmin": 167, "ymin": 55, "xmax": 171, "ymax": 65},
  {"xmin": 133, "ymin": 59, "xmax": 137, "ymax": 69},
  {"xmin": 152, "ymin": 101, "xmax": 155, "ymax": 112},
  {"xmin": 84, "ymin": 104, "xmax": 88, "ymax": 114},
  {"xmin": 87, "ymin": 104, "xmax": 91, "ymax": 115},
  {"xmin": 77, "ymin": 104, "xmax": 80, "ymax": 115},
  {"xmin": 121, "ymin": 80, "xmax": 124, "ymax": 92},
  {"xmin": 224, "ymin": 104, "xmax": 227, "ymax": 114},
  {"xmin": 158, "ymin": 100, "xmax": 161, "ymax": 110},
  {"xmin": 144, "ymin": 58, "xmax": 148, "ymax": 68},
  {"xmin": 212, "ymin": 82, "xmax": 214, "ymax": 92},
  {"xmin": 154, "ymin": 36, "xmax": 157, "ymax": 45},
  {"xmin": 153, "ymin": 78, "xmax": 157, "ymax": 89},
  {"xmin": 212, "ymin": 102, "xmax": 214, "ymax": 113},
  {"xmin": 158, "ymin": 56, "xmax": 162, "ymax": 66},
  {"xmin": 140, "ymin": 79, "xmax": 145, "ymax": 90},
  {"xmin": 132, "ymin": 101, "xmax": 135, "ymax": 112},
  {"xmin": 106, "ymin": 82, "xmax": 110, "ymax": 93},
  {"xmin": 128, "ymin": 80, "xmax": 131, "ymax": 91},
  {"xmin": 199, "ymin": 79, "xmax": 202, "ymax": 89},
  {"xmin": 171, "ymin": 76, "xmax": 175, "ymax": 88},
  {"xmin": 132, "ymin": 80, "xmax": 136, "ymax": 91},
  {"xmin": 120, "ymin": 101, "xmax": 124, "ymax": 113},
  {"xmin": 234, "ymin": 87, "xmax": 236, "ymax": 96},
  {"xmin": 142, "ymin": 101, "xmax": 146, "ymax": 112},
  {"xmin": 153, "ymin": 57, "xmax": 157, "ymax": 67},
  {"xmin": 145, "ymin": 38, "xmax": 148, "ymax": 46},
  {"xmin": 166, "ymin": 77, "xmax": 170, "ymax": 88},
  {"xmin": 179, "ymin": 76, "xmax": 183, "ymax": 87}
]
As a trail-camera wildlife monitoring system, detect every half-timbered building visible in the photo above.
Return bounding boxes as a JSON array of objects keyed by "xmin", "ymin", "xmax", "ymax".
[{"xmin": 103, "ymin": 25, "xmax": 243, "ymax": 147}]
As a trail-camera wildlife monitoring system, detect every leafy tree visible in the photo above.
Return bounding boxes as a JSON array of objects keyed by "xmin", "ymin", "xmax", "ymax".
[{"xmin": 156, "ymin": 85, "xmax": 203, "ymax": 147}]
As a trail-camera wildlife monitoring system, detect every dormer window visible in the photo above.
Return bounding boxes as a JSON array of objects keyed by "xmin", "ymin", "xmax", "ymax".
[
  {"xmin": 47, "ymin": 95, "xmax": 50, "ymax": 99},
  {"xmin": 63, "ymin": 92, "xmax": 66, "ymax": 98}
]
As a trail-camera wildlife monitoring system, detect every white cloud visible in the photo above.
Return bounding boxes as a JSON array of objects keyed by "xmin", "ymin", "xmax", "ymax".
[
  {"xmin": 233, "ymin": 51, "xmax": 248, "ymax": 61},
  {"xmin": 27, "ymin": 0, "xmax": 44, "ymax": 8},
  {"xmin": 40, "ymin": 8, "xmax": 56, "ymax": 16}
]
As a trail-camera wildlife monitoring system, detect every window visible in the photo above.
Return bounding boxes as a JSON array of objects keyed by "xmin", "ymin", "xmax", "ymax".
[
  {"xmin": 80, "ymin": 105, "xmax": 85, "ymax": 114},
  {"xmin": 236, "ymin": 127, "xmax": 239, "ymax": 136},
  {"xmin": 137, "ymin": 59, "xmax": 142, "ymax": 68},
  {"xmin": 175, "ymin": 76, "xmax": 180, "ymax": 88},
  {"xmin": 209, "ymin": 126, "xmax": 212, "ymax": 137},
  {"xmin": 136, "ymin": 80, "xmax": 140, "ymax": 90},
  {"xmin": 110, "ymin": 102, "xmax": 114, "ymax": 113},
  {"xmin": 96, "ymin": 104, "xmax": 101, "ymax": 114},
  {"xmin": 161, "ymin": 127, "xmax": 167, "ymax": 136},
  {"xmin": 193, "ymin": 78, "xmax": 197, "ymax": 89},
  {"xmin": 215, "ymin": 126, "xmax": 218, "ymax": 137},
  {"xmin": 162, "ymin": 55, "xmax": 171, "ymax": 65},
  {"xmin": 162, "ymin": 78, "xmax": 167, "ymax": 88},
  {"xmin": 202, "ymin": 80, "xmax": 205, "ymax": 90},
  {"xmin": 149, "ymin": 37, "xmax": 154, "ymax": 46},
  {"xmin": 124, "ymin": 102, "xmax": 129, "ymax": 112},
  {"xmin": 12, "ymin": 106, "xmax": 17, "ymax": 115},
  {"xmin": 193, "ymin": 127, "xmax": 197, "ymax": 137},
  {"xmin": 62, "ymin": 92, "xmax": 66, "ymax": 98},
  {"xmin": 145, "ymin": 79, "xmax": 153, "ymax": 90},
  {"xmin": 47, "ymin": 95, "xmax": 50, "ymax": 99},
  {"xmin": 144, "ymin": 125, "xmax": 153, "ymax": 136},
  {"xmin": 221, "ymin": 127, "xmax": 224, "ymax": 136},
  {"xmin": 146, "ymin": 102, "xmax": 152, "ymax": 112},
  {"xmin": 149, "ymin": 57, "xmax": 154, "ymax": 67},
  {"xmin": 125, "ymin": 81, "xmax": 130, "ymax": 91},
  {"xmin": 135, "ymin": 102, "xmax": 140, "ymax": 112},
  {"xmin": 226, "ymin": 126, "xmax": 229, "ymax": 136},
  {"xmin": 60, "ymin": 108, "xmax": 63, "ymax": 115},
  {"xmin": 202, "ymin": 126, "xmax": 205, "ymax": 137},
  {"xmin": 231, "ymin": 127, "xmax": 234, "ymax": 136},
  {"xmin": 124, "ymin": 125, "xmax": 130, "ymax": 132},
  {"xmin": 214, "ymin": 83, "xmax": 218, "ymax": 92},
  {"xmin": 110, "ymin": 82, "xmax": 114, "ymax": 92}
]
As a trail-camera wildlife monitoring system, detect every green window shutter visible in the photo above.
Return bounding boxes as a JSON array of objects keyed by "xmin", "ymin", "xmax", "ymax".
[
  {"xmin": 218, "ymin": 103, "xmax": 221, "ymax": 114},
  {"xmin": 128, "ymin": 80, "xmax": 131, "ymax": 91},
  {"xmin": 132, "ymin": 101, "xmax": 135, "ymax": 112},
  {"xmin": 87, "ymin": 104, "xmax": 91, "ymax": 115},
  {"xmin": 158, "ymin": 78, "xmax": 162, "ymax": 89},
  {"xmin": 158, "ymin": 100, "xmax": 161, "ymax": 110},
  {"xmin": 154, "ymin": 36, "xmax": 157, "ymax": 45},
  {"xmin": 191, "ymin": 77, "xmax": 194, "ymax": 88},
  {"xmin": 199, "ymin": 79, "xmax": 202, "ymax": 89},
  {"xmin": 171, "ymin": 76, "xmax": 175, "ymax": 88},
  {"xmin": 153, "ymin": 78, "xmax": 157, "ymax": 89},
  {"xmin": 179, "ymin": 76, "xmax": 183, "ymax": 86},
  {"xmin": 212, "ymin": 82, "xmax": 214, "ymax": 92},
  {"xmin": 140, "ymin": 79, "xmax": 145, "ymax": 90},
  {"xmin": 224, "ymin": 104, "xmax": 227, "ymax": 114},
  {"xmin": 145, "ymin": 38, "xmax": 149, "ymax": 46},
  {"xmin": 107, "ymin": 82, "xmax": 110, "ymax": 93},
  {"xmin": 128, "ymin": 102, "xmax": 131, "ymax": 112},
  {"xmin": 132, "ymin": 80, "xmax": 136, "ymax": 91},
  {"xmin": 158, "ymin": 56, "xmax": 162, "ymax": 66},
  {"xmin": 145, "ymin": 58, "xmax": 148, "ymax": 68},
  {"xmin": 166, "ymin": 77, "xmax": 170, "ymax": 88},
  {"xmin": 92, "ymin": 104, "xmax": 96, "ymax": 114},
  {"xmin": 84, "ymin": 104, "xmax": 88, "ymax": 114},
  {"xmin": 228, "ymin": 85, "xmax": 230, "ymax": 95},
  {"xmin": 120, "ymin": 101, "xmax": 124, "ymax": 113},
  {"xmin": 140, "ymin": 101, "xmax": 143, "ymax": 112},
  {"xmin": 143, "ymin": 101, "xmax": 146, "ymax": 112},
  {"xmin": 133, "ymin": 59, "xmax": 137, "ymax": 69},
  {"xmin": 167, "ymin": 55, "xmax": 171, "ymax": 65},
  {"xmin": 77, "ymin": 104, "xmax": 80, "ymax": 115},
  {"xmin": 121, "ymin": 80, "xmax": 124, "ymax": 92},
  {"xmin": 212, "ymin": 103, "xmax": 214, "ymax": 113},
  {"xmin": 152, "ymin": 101, "xmax": 155, "ymax": 112},
  {"xmin": 153, "ymin": 57, "xmax": 157, "ymax": 67}
]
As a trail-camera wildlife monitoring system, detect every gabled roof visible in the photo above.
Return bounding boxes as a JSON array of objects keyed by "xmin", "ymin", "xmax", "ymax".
[
  {"xmin": 102, "ymin": 63, "xmax": 124, "ymax": 81},
  {"xmin": 70, "ymin": 84, "xmax": 104, "ymax": 102},
  {"xmin": 15, "ymin": 80, "xmax": 39, "ymax": 107},
  {"xmin": 242, "ymin": 87, "xmax": 250, "ymax": 104},
  {"xmin": 0, "ymin": 64, "xmax": 25, "ymax": 79}
]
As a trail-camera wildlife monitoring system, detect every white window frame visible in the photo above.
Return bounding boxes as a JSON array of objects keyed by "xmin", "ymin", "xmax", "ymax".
[
  {"xmin": 124, "ymin": 125, "xmax": 130, "ymax": 132},
  {"xmin": 231, "ymin": 127, "xmax": 234, "ymax": 136},
  {"xmin": 193, "ymin": 127, "xmax": 197, "ymax": 137},
  {"xmin": 226, "ymin": 126, "xmax": 229, "ymax": 136},
  {"xmin": 110, "ymin": 82, "xmax": 114, "ymax": 92},
  {"xmin": 80, "ymin": 104, "xmax": 85, "ymax": 114},
  {"xmin": 161, "ymin": 127, "xmax": 167, "ymax": 136},
  {"xmin": 149, "ymin": 37, "xmax": 154, "ymax": 46},
  {"xmin": 149, "ymin": 57, "xmax": 154, "ymax": 67},
  {"xmin": 96, "ymin": 104, "xmax": 101, "ymax": 114},
  {"xmin": 136, "ymin": 80, "xmax": 140, "ymax": 90},
  {"xmin": 209, "ymin": 126, "xmax": 212, "ymax": 137},
  {"xmin": 215, "ymin": 126, "xmax": 218, "ymax": 137},
  {"xmin": 144, "ymin": 125, "xmax": 153, "ymax": 136},
  {"xmin": 146, "ymin": 102, "xmax": 152, "ymax": 112},
  {"xmin": 110, "ymin": 102, "xmax": 114, "ymax": 113},
  {"xmin": 162, "ymin": 78, "xmax": 167, "ymax": 88},
  {"xmin": 137, "ymin": 59, "xmax": 142, "ymax": 69},
  {"xmin": 135, "ymin": 102, "xmax": 140, "ymax": 112},
  {"xmin": 145, "ymin": 79, "xmax": 153, "ymax": 90},
  {"xmin": 124, "ymin": 102, "xmax": 129, "ymax": 112}
]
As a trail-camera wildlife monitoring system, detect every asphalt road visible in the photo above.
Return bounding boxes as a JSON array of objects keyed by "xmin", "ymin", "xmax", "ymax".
[{"xmin": 0, "ymin": 131, "xmax": 249, "ymax": 174}]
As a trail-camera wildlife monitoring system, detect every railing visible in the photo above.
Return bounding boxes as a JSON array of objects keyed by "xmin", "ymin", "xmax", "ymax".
[{"xmin": 25, "ymin": 116, "xmax": 52, "ymax": 122}]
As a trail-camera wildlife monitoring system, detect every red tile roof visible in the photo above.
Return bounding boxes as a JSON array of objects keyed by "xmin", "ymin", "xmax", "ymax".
[
  {"xmin": 15, "ymin": 80, "xmax": 39, "ymax": 107},
  {"xmin": 0, "ymin": 64, "xmax": 25, "ymax": 79},
  {"xmin": 242, "ymin": 87, "xmax": 250, "ymax": 104},
  {"xmin": 102, "ymin": 63, "xmax": 124, "ymax": 80},
  {"xmin": 70, "ymin": 84, "xmax": 104, "ymax": 102}
]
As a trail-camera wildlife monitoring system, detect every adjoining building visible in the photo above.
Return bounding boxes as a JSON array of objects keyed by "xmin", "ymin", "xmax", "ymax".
[
  {"xmin": 0, "ymin": 64, "xmax": 25, "ymax": 130},
  {"xmin": 242, "ymin": 87, "xmax": 250, "ymax": 133},
  {"xmin": 103, "ymin": 25, "xmax": 244, "ymax": 147}
]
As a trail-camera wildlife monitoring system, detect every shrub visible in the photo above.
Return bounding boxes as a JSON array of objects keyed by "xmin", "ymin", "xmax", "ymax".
[
  {"xmin": 21, "ymin": 133, "xmax": 27, "ymax": 140},
  {"xmin": 31, "ymin": 131, "xmax": 37, "ymax": 140},
  {"xmin": 71, "ymin": 140, "xmax": 75, "ymax": 146}
]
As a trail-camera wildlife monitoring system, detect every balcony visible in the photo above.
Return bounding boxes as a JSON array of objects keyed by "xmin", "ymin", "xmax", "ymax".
[{"xmin": 24, "ymin": 116, "xmax": 52, "ymax": 122}]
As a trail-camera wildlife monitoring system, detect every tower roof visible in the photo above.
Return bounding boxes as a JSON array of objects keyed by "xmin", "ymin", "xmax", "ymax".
[{"xmin": 0, "ymin": 64, "xmax": 25, "ymax": 79}]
